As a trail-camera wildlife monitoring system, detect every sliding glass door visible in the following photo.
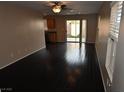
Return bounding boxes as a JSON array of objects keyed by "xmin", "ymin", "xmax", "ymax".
[
  {"xmin": 82, "ymin": 20, "xmax": 87, "ymax": 42},
  {"xmin": 66, "ymin": 19, "xmax": 87, "ymax": 43},
  {"xmin": 66, "ymin": 20, "xmax": 80, "ymax": 42}
]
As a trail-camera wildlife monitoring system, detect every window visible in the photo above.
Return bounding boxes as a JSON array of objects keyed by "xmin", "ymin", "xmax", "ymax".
[
  {"xmin": 106, "ymin": 1, "xmax": 123, "ymax": 82},
  {"xmin": 110, "ymin": 1, "xmax": 123, "ymax": 39}
]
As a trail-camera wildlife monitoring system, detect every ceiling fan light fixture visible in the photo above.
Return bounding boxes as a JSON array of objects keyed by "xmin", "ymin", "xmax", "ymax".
[{"xmin": 52, "ymin": 5, "xmax": 61, "ymax": 13}]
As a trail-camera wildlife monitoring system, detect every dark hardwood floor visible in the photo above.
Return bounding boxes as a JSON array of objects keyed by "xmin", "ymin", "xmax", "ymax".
[{"xmin": 0, "ymin": 43, "xmax": 104, "ymax": 92}]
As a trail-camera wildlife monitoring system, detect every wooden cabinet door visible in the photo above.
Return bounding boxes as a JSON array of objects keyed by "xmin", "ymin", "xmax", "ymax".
[{"xmin": 47, "ymin": 18, "xmax": 55, "ymax": 29}]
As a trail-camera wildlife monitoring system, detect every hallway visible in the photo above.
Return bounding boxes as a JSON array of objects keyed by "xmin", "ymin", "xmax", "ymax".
[{"xmin": 0, "ymin": 43, "xmax": 104, "ymax": 92}]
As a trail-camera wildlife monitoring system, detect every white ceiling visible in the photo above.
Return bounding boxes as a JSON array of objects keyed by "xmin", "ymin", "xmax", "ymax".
[{"xmin": 0, "ymin": 1, "xmax": 103, "ymax": 15}]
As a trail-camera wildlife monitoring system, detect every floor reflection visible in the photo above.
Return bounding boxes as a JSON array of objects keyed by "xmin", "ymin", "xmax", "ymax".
[
  {"xmin": 0, "ymin": 43, "xmax": 104, "ymax": 91},
  {"xmin": 65, "ymin": 43, "xmax": 86, "ymax": 89},
  {"xmin": 66, "ymin": 67, "xmax": 81, "ymax": 88},
  {"xmin": 65, "ymin": 43, "xmax": 86, "ymax": 65}
]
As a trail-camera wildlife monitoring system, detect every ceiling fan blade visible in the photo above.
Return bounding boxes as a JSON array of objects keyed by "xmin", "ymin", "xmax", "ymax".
[
  {"xmin": 47, "ymin": 1, "xmax": 58, "ymax": 6},
  {"xmin": 45, "ymin": 1, "xmax": 73, "ymax": 14},
  {"xmin": 50, "ymin": 1, "xmax": 62, "ymax": 5},
  {"xmin": 62, "ymin": 7, "xmax": 74, "ymax": 11},
  {"xmin": 61, "ymin": 4, "xmax": 66, "ymax": 9}
]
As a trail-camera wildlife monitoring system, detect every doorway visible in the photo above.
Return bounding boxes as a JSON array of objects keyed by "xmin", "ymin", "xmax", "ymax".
[
  {"xmin": 66, "ymin": 20, "xmax": 87, "ymax": 43},
  {"xmin": 66, "ymin": 20, "xmax": 80, "ymax": 42}
]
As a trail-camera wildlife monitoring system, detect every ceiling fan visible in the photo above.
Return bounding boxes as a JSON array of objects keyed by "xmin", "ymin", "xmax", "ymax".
[{"xmin": 46, "ymin": 1, "xmax": 71, "ymax": 14}]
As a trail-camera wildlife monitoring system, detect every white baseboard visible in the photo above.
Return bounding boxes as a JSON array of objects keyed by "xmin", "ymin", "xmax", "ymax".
[
  {"xmin": 95, "ymin": 45, "xmax": 107, "ymax": 92},
  {"xmin": 0, "ymin": 45, "xmax": 46, "ymax": 70}
]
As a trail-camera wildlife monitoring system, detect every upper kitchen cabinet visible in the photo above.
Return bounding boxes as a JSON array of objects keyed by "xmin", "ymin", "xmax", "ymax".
[{"xmin": 47, "ymin": 18, "xmax": 56, "ymax": 29}]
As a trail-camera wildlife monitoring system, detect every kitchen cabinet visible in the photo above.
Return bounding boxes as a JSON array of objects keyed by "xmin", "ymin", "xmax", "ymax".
[
  {"xmin": 47, "ymin": 18, "xmax": 55, "ymax": 29},
  {"xmin": 45, "ymin": 31, "xmax": 57, "ymax": 43}
]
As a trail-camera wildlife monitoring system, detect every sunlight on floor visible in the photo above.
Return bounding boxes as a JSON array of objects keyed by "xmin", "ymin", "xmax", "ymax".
[{"xmin": 65, "ymin": 43, "xmax": 86, "ymax": 65}]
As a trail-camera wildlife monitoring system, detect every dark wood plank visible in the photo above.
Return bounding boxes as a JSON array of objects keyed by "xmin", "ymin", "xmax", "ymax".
[{"xmin": 0, "ymin": 43, "xmax": 104, "ymax": 92}]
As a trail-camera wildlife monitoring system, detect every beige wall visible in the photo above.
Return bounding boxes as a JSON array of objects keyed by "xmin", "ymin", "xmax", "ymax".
[
  {"xmin": 45, "ymin": 14, "xmax": 98, "ymax": 43},
  {"xmin": 0, "ymin": 5, "xmax": 46, "ymax": 68},
  {"xmin": 95, "ymin": 2, "xmax": 111, "ymax": 91}
]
